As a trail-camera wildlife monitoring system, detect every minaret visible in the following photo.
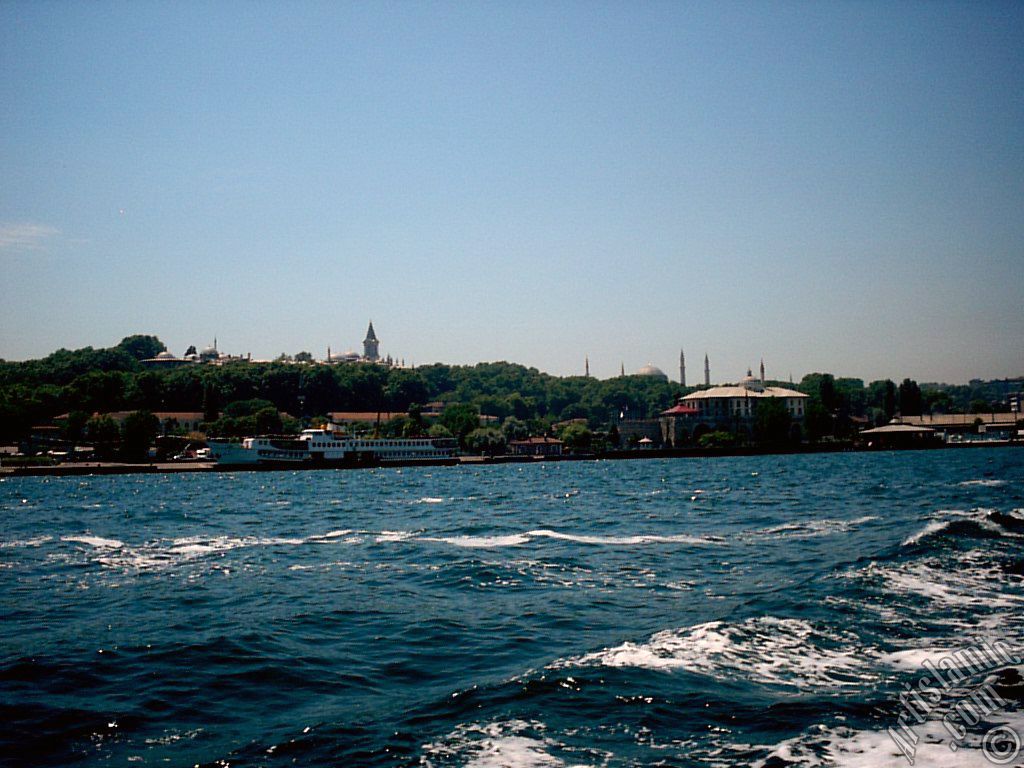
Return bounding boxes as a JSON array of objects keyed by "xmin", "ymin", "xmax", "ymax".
[
  {"xmin": 363, "ymin": 321, "xmax": 380, "ymax": 362},
  {"xmin": 585, "ymin": 356, "xmax": 590, "ymax": 377},
  {"xmin": 704, "ymin": 353, "xmax": 710, "ymax": 387},
  {"xmin": 760, "ymin": 358, "xmax": 765, "ymax": 385},
  {"xmin": 680, "ymin": 349, "xmax": 686, "ymax": 387},
  {"xmin": 620, "ymin": 362, "xmax": 625, "ymax": 377},
  {"xmin": 327, "ymin": 345, "xmax": 331, "ymax": 363}
]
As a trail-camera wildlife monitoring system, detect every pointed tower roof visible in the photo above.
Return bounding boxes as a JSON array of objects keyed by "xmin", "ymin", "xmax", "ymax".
[{"xmin": 364, "ymin": 321, "xmax": 377, "ymax": 342}]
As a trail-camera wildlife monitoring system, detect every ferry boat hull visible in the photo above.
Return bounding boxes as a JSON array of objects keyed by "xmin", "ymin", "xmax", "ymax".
[{"xmin": 209, "ymin": 428, "xmax": 458, "ymax": 469}]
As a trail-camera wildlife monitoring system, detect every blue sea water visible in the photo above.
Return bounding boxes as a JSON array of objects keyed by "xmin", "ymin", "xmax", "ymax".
[{"xmin": 1, "ymin": 448, "xmax": 1023, "ymax": 767}]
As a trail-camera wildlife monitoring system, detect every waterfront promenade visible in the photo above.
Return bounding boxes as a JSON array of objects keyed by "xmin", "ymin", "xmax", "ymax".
[{"xmin": 2, "ymin": 440, "xmax": 1018, "ymax": 477}]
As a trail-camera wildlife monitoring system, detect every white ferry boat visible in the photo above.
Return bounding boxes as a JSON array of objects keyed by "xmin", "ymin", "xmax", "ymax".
[{"xmin": 209, "ymin": 426, "xmax": 458, "ymax": 468}]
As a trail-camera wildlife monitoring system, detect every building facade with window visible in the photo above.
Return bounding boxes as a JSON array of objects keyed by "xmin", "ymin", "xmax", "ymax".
[{"xmin": 680, "ymin": 369, "xmax": 808, "ymax": 438}]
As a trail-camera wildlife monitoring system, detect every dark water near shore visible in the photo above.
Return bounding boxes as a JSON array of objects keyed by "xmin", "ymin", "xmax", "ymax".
[{"xmin": 1, "ymin": 449, "xmax": 1023, "ymax": 767}]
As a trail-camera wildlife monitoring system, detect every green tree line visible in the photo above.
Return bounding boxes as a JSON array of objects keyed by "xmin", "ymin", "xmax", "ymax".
[{"xmin": 1, "ymin": 335, "xmax": 1020, "ymax": 447}]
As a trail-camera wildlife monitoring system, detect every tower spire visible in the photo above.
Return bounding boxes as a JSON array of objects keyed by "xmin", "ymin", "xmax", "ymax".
[
  {"xmin": 680, "ymin": 349, "xmax": 686, "ymax": 387},
  {"xmin": 704, "ymin": 353, "xmax": 710, "ymax": 387},
  {"xmin": 760, "ymin": 358, "xmax": 765, "ymax": 384},
  {"xmin": 363, "ymin": 321, "xmax": 380, "ymax": 362},
  {"xmin": 620, "ymin": 361, "xmax": 625, "ymax": 377},
  {"xmin": 585, "ymin": 356, "xmax": 590, "ymax": 377}
]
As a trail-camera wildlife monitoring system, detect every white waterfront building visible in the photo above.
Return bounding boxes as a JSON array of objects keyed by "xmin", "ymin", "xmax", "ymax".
[{"xmin": 680, "ymin": 366, "xmax": 808, "ymax": 432}]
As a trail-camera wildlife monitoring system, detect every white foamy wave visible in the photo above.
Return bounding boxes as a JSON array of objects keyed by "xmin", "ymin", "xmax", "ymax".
[
  {"xmin": 863, "ymin": 552, "xmax": 1024, "ymax": 612},
  {"xmin": 527, "ymin": 529, "xmax": 722, "ymax": 546},
  {"xmin": 465, "ymin": 736, "xmax": 565, "ymax": 768},
  {"xmin": 306, "ymin": 529, "xmax": 354, "ymax": 542},
  {"xmin": 561, "ymin": 617, "xmax": 874, "ymax": 690},
  {"xmin": 902, "ymin": 520, "xmax": 951, "ymax": 547},
  {"xmin": 879, "ymin": 647, "xmax": 959, "ymax": 671},
  {"xmin": 62, "ymin": 535, "xmax": 125, "ymax": 549},
  {"xmin": 756, "ymin": 515, "xmax": 878, "ymax": 540},
  {"xmin": 59, "ymin": 534, "xmax": 320, "ymax": 572},
  {"xmin": 382, "ymin": 528, "xmax": 723, "ymax": 549},
  {"xmin": 664, "ymin": 579, "xmax": 695, "ymax": 591},
  {"xmin": 959, "ymin": 479, "xmax": 1008, "ymax": 487},
  {"xmin": 420, "ymin": 719, "xmax": 600, "ymax": 768},
  {"xmin": 375, "ymin": 530, "xmax": 416, "ymax": 543},
  {"xmin": 0, "ymin": 535, "xmax": 53, "ymax": 548},
  {"xmin": 432, "ymin": 534, "xmax": 532, "ymax": 549},
  {"xmin": 901, "ymin": 507, "xmax": 1019, "ymax": 547},
  {"xmin": 417, "ymin": 497, "xmax": 445, "ymax": 504},
  {"xmin": 754, "ymin": 713, "xmax": 1024, "ymax": 767},
  {"xmin": 169, "ymin": 534, "xmax": 303, "ymax": 555}
]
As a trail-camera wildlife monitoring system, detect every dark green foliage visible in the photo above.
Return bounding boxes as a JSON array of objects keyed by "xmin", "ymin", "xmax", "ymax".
[
  {"xmin": 441, "ymin": 403, "xmax": 480, "ymax": 447},
  {"xmin": 64, "ymin": 371, "xmax": 129, "ymax": 413},
  {"xmin": 923, "ymin": 388, "xmax": 955, "ymax": 413},
  {"xmin": 501, "ymin": 416, "xmax": 529, "ymax": 441},
  {"xmin": 223, "ymin": 399, "xmax": 276, "ymax": 418},
  {"xmin": 117, "ymin": 335, "xmax": 166, "ymax": 361},
  {"xmin": 380, "ymin": 415, "xmax": 423, "ymax": 438},
  {"xmin": 62, "ymin": 410, "xmax": 90, "ymax": 442},
  {"xmin": 0, "ymin": 345, "xmax": 138, "ymax": 388},
  {"xmin": 254, "ymin": 407, "xmax": 282, "ymax": 434},
  {"xmin": 799, "ymin": 373, "xmax": 837, "ymax": 409},
  {"xmin": 698, "ymin": 431, "xmax": 735, "ymax": 449},
  {"xmin": 608, "ymin": 423, "xmax": 620, "ymax": 448},
  {"xmin": 918, "ymin": 378, "xmax": 1021, "ymax": 413},
  {"xmin": 753, "ymin": 398, "xmax": 792, "ymax": 446},
  {"xmin": 202, "ymin": 380, "xmax": 221, "ymax": 422},
  {"xmin": 86, "ymin": 415, "xmax": 120, "ymax": 459},
  {"xmin": 558, "ymin": 422, "xmax": 592, "ymax": 452},
  {"xmin": 2, "ymin": 338, "xmax": 1020, "ymax": 451},
  {"xmin": 464, "ymin": 427, "xmax": 506, "ymax": 456},
  {"xmin": 800, "ymin": 373, "xmax": 837, "ymax": 441},
  {"xmin": 128, "ymin": 372, "xmax": 166, "ymax": 411},
  {"xmin": 121, "ymin": 410, "xmax": 159, "ymax": 461},
  {"xmin": 898, "ymin": 379, "xmax": 923, "ymax": 417},
  {"xmin": 427, "ymin": 424, "xmax": 453, "ymax": 438}
]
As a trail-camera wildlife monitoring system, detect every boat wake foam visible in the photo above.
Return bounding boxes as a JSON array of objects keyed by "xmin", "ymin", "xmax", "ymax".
[{"xmin": 557, "ymin": 616, "xmax": 876, "ymax": 691}]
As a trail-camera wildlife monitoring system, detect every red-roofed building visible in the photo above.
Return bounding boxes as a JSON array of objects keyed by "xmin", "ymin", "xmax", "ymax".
[
  {"xmin": 660, "ymin": 403, "xmax": 700, "ymax": 447},
  {"xmin": 509, "ymin": 437, "xmax": 563, "ymax": 457}
]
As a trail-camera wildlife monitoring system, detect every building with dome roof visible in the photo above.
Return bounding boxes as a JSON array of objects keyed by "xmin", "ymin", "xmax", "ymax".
[
  {"xmin": 679, "ymin": 364, "xmax": 808, "ymax": 439},
  {"xmin": 636, "ymin": 363, "xmax": 668, "ymax": 381},
  {"xmin": 140, "ymin": 349, "xmax": 196, "ymax": 370},
  {"xmin": 199, "ymin": 342, "xmax": 221, "ymax": 363},
  {"xmin": 327, "ymin": 348, "xmax": 362, "ymax": 364}
]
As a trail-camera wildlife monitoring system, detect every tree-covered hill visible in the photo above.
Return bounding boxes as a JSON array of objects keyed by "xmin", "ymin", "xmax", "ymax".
[
  {"xmin": 0, "ymin": 336, "xmax": 679, "ymax": 442},
  {"xmin": 1, "ymin": 336, "xmax": 1019, "ymax": 445}
]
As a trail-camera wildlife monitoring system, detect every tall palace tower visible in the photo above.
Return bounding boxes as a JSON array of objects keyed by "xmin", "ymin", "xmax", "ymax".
[{"xmin": 363, "ymin": 321, "xmax": 380, "ymax": 362}]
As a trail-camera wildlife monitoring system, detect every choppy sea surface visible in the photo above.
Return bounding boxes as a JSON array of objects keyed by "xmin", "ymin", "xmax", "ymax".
[{"xmin": 2, "ymin": 448, "xmax": 1023, "ymax": 767}]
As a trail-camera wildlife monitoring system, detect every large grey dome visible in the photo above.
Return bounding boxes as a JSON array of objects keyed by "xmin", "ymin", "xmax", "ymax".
[{"xmin": 637, "ymin": 363, "xmax": 668, "ymax": 380}]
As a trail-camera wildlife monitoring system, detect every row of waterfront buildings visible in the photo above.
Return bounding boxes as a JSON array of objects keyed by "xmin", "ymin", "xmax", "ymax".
[{"xmin": 619, "ymin": 364, "xmax": 810, "ymax": 447}]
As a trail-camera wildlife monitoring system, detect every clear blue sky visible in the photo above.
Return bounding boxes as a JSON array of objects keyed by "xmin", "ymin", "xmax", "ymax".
[{"xmin": 2, "ymin": 1, "xmax": 1022, "ymax": 384}]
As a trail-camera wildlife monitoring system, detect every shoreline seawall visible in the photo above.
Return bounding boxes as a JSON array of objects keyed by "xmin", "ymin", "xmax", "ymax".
[{"xmin": 2, "ymin": 440, "xmax": 1018, "ymax": 478}]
